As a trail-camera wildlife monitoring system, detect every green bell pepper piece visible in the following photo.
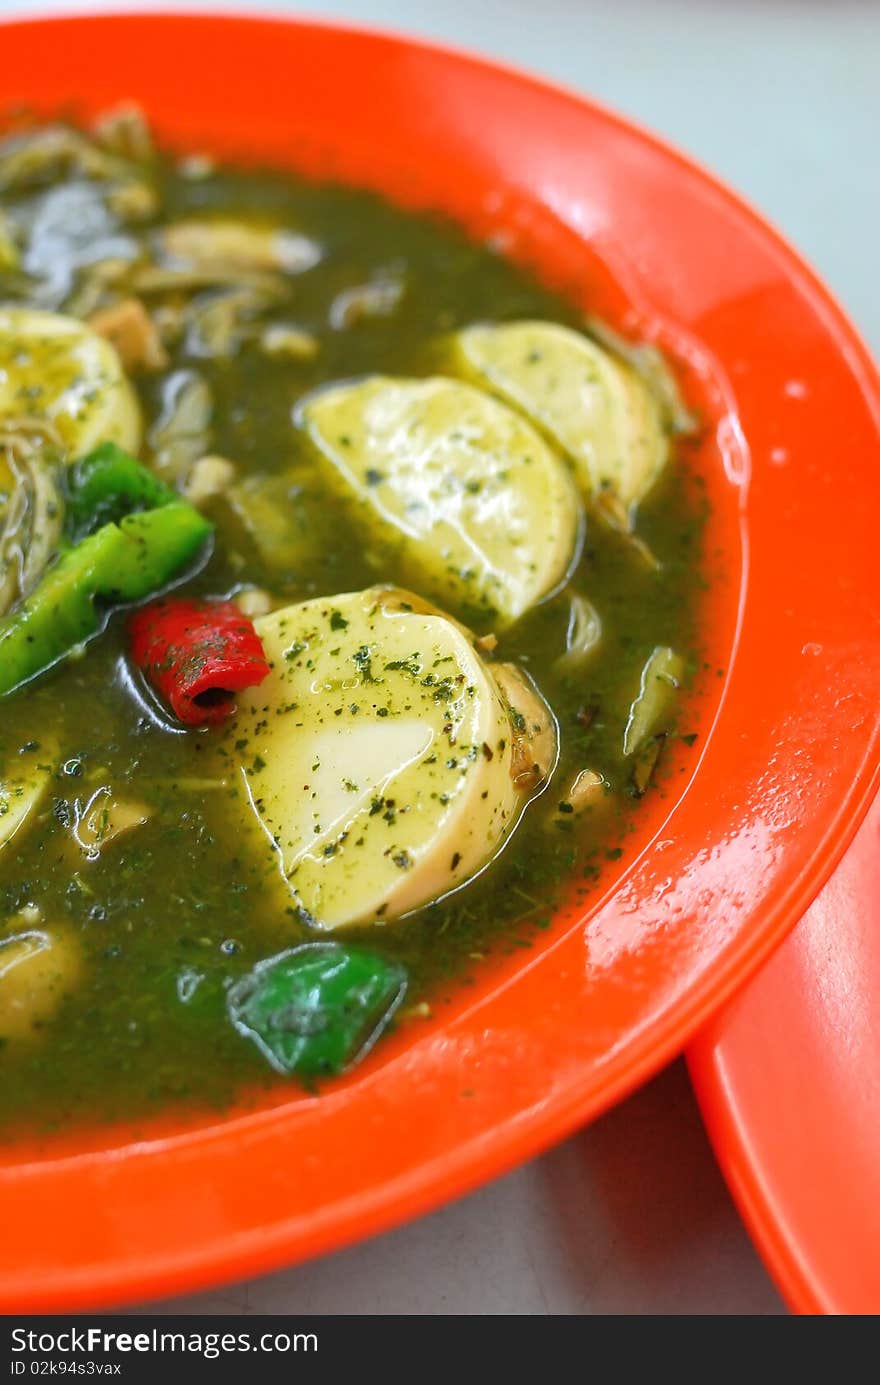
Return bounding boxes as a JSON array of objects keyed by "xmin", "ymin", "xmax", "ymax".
[
  {"xmin": 0, "ymin": 506, "xmax": 213, "ymax": 697},
  {"xmin": 64, "ymin": 442, "xmax": 178, "ymax": 544},
  {"xmin": 0, "ymin": 524, "xmax": 126, "ymax": 694},
  {"xmin": 227, "ymin": 943, "xmax": 408, "ymax": 1078},
  {"xmin": 105, "ymin": 502, "xmax": 213, "ymax": 603}
]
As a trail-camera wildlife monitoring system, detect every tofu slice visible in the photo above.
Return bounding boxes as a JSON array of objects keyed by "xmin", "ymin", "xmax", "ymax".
[
  {"xmin": 448, "ymin": 321, "xmax": 668, "ymax": 526},
  {"xmin": 0, "ymin": 307, "xmax": 141, "ymax": 458},
  {"xmin": 221, "ymin": 587, "xmax": 556, "ymax": 929},
  {"xmin": 0, "ymin": 747, "xmax": 53, "ymax": 851},
  {"xmin": 297, "ymin": 376, "xmax": 580, "ymax": 625},
  {"xmin": 0, "ymin": 927, "xmax": 81, "ymax": 1040}
]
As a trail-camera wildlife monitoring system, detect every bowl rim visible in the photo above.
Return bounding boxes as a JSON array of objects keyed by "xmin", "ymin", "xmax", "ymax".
[{"xmin": 0, "ymin": 7, "xmax": 879, "ymax": 1310}]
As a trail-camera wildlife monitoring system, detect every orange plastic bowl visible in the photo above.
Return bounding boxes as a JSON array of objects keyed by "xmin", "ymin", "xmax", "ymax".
[{"xmin": 1, "ymin": 12, "xmax": 879, "ymax": 1311}]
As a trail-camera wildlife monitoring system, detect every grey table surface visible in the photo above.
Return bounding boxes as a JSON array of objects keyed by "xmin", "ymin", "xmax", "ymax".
[{"xmin": 4, "ymin": 0, "xmax": 877, "ymax": 1316}]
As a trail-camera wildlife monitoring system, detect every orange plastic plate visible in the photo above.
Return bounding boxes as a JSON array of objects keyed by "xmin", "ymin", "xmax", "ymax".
[
  {"xmin": 0, "ymin": 13, "xmax": 879, "ymax": 1311},
  {"xmin": 690, "ymin": 792, "xmax": 880, "ymax": 1315}
]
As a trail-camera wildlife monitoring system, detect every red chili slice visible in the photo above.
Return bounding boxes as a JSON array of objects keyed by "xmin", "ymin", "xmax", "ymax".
[{"xmin": 128, "ymin": 597, "xmax": 271, "ymax": 726}]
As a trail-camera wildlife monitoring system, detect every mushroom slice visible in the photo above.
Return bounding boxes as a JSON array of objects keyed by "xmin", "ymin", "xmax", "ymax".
[
  {"xmin": 159, "ymin": 217, "xmax": 321, "ymax": 275},
  {"xmin": 0, "ymin": 420, "xmax": 65, "ymax": 614},
  {"xmin": 298, "ymin": 376, "xmax": 581, "ymax": 626},
  {"xmin": 491, "ymin": 661, "xmax": 559, "ymax": 791},
  {"xmin": 554, "ymin": 592, "xmax": 603, "ymax": 673},
  {"xmin": 130, "ymin": 264, "xmax": 289, "ymax": 298},
  {"xmin": 93, "ymin": 104, "xmax": 154, "ymax": 161},
  {"xmin": 329, "ymin": 275, "xmax": 404, "ymax": 329},
  {"xmin": 148, "ymin": 370, "xmax": 213, "ymax": 479},
  {"xmin": 183, "ymin": 287, "xmax": 269, "ymax": 359},
  {"xmin": 0, "ymin": 125, "xmax": 132, "ymax": 193},
  {"xmin": 623, "ymin": 645, "xmax": 686, "ymax": 757}
]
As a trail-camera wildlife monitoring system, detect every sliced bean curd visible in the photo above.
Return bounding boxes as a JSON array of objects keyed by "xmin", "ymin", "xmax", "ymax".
[
  {"xmin": 448, "ymin": 320, "xmax": 670, "ymax": 529},
  {"xmin": 224, "ymin": 587, "xmax": 554, "ymax": 929},
  {"xmin": 298, "ymin": 376, "xmax": 581, "ymax": 626},
  {"xmin": 0, "ymin": 928, "xmax": 81, "ymax": 1041},
  {"xmin": 0, "ymin": 748, "xmax": 54, "ymax": 851},
  {"xmin": 0, "ymin": 308, "xmax": 142, "ymax": 457}
]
